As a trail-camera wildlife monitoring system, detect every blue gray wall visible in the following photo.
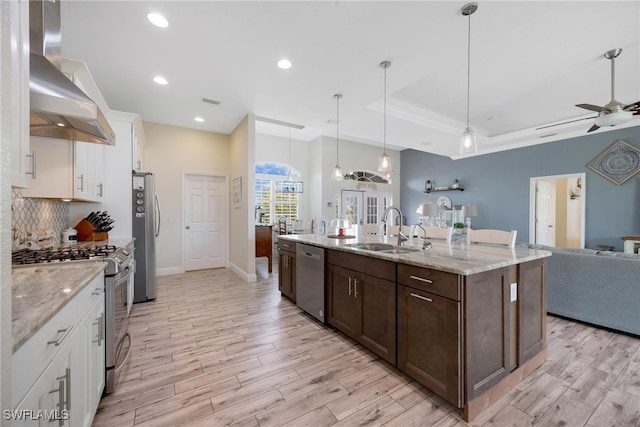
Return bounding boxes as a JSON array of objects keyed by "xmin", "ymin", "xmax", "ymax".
[{"xmin": 400, "ymin": 126, "xmax": 640, "ymax": 251}]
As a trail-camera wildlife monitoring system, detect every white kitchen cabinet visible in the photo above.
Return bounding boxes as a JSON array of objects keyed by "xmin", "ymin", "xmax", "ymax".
[
  {"xmin": 13, "ymin": 339, "xmax": 74, "ymax": 426},
  {"xmin": 10, "ymin": 0, "xmax": 32, "ymax": 188},
  {"xmin": 21, "ymin": 137, "xmax": 104, "ymax": 202},
  {"xmin": 13, "ymin": 272, "xmax": 105, "ymax": 427},
  {"xmin": 80, "ymin": 292, "xmax": 105, "ymax": 427}
]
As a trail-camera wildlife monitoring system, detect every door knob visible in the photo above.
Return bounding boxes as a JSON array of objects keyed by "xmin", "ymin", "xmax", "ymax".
[{"xmin": 186, "ymin": 226, "xmax": 190, "ymax": 229}]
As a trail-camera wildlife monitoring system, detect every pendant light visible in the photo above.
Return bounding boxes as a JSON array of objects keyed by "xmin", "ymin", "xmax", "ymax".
[
  {"xmin": 332, "ymin": 93, "xmax": 344, "ymax": 181},
  {"xmin": 460, "ymin": 2, "xmax": 478, "ymax": 154},
  {"xmin": 378, "ymin": 61, "xmax": 393, "ymax": 182},
  {"xmin": 278, "ymin": 126, "xmax": 303, "ymax": 193}
]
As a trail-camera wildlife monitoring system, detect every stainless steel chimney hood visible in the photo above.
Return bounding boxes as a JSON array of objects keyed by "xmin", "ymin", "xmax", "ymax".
[{"xmin": 30, "ymin": 0, "xmax": 115, "ymax": 145}]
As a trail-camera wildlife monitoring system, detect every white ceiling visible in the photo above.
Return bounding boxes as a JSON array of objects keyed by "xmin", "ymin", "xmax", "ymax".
[{"xmin": 59, "ymin": 1, "xmax": 640, "ymax": 158}]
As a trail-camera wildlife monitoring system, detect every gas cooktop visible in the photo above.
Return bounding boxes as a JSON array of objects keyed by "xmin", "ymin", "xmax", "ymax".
[{"xmin": 12, "ymin": 245, "xmax": 118, "ymax": 265}]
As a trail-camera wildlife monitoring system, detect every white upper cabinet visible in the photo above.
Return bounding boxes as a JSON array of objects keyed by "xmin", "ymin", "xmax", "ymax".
[
  {"xmin": 10, "ymin": 0, "xmax": 32, "ymax": 188},
  {"xmin": 22, "ymin": 137, "xmax": 104, "ymax": 202}
]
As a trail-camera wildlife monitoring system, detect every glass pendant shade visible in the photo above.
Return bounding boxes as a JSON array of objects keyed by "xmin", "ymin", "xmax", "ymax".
[
  {"xmin": 378, "ymin": 152, "xmax": 392, "ymax": 175},
  {"xmin": 333, "ymin": 164, "xmax": 343, "ymax": 181},
  {"xmin": 459, "ymin": 127, "xmax": 477, "ymax": 153}
]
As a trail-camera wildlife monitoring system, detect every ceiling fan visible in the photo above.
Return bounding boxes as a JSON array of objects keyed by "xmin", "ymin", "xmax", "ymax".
[{"xmin": 575, "ymin": 48, "xmax": 640, "ymax": 133}]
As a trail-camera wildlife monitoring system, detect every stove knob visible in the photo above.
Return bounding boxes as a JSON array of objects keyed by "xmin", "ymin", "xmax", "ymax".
[{"xmin": 136, "ymin": 206, "xmax": 144, "ymax": 213}]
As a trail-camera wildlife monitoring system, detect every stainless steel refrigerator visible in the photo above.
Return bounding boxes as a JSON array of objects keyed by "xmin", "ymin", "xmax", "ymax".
[{"xmin": 132, "ymin": 172, "xmax": 159, "ymax": 303}]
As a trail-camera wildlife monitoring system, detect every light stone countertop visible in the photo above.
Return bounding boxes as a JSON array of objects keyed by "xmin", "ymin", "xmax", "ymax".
[
  {"xmin": 279, "ymin": 234, "xmax": 551, "ymax": 275},
  {"xmin": 12, "ymin": 262, "xmax": 106, "ymax": 353}
]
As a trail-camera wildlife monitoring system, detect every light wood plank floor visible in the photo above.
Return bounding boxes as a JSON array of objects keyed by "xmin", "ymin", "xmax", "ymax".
[{"xmin": 93, "ymin": 261, "xmax": 640, "ymax": 427}]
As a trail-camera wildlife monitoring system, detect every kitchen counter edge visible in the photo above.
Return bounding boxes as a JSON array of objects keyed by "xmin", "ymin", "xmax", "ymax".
[{"xmin": 279, "ymin": 234, "xmax": 551, "ymax": 275}]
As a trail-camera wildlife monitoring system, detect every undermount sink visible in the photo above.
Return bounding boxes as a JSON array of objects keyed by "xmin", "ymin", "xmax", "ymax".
[{"xmin": 344, "ymin": 242, "xmax": 420, "ymax": 254}]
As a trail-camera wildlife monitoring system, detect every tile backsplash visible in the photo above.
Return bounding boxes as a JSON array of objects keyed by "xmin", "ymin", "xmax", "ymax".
[{"xmin": 11, "ymin": 189, "xmax": 70, "ymax": 248}]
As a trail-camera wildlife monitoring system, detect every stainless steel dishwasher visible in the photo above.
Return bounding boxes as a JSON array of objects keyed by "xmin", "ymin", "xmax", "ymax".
[{"xmin": 296, "ymin": 243, "xmax": 326, "ymax": 322}]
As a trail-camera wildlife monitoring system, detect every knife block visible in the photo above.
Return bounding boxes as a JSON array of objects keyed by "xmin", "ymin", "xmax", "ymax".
[{"xmin": 75, "ymin": 219, "xmax": 108, "ymax": 241}]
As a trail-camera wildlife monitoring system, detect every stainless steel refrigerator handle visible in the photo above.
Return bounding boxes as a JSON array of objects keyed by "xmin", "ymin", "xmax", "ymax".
[{"xmin": 154, "ymin": 193, "xmax": 161, "ymax": 237}]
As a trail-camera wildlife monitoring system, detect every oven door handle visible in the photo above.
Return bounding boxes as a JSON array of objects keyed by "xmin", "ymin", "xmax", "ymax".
[{"xmin": 114, "ymin": 261, "xmax": 136, "ymax": 287}]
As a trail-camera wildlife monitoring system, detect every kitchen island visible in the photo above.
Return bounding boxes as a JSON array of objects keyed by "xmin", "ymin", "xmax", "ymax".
[{"xmin": 278, "ymin": 233, "xmax": 551, "ymax": 422}]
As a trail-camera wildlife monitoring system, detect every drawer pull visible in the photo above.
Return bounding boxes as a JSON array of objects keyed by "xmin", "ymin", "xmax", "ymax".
[
  {"xmin": 91, "ymin": 287, "xmax": 103, "ymax": 296},
  {"xmin": 410, "ymin": 275, "xmax": 433, "ymax": 284},
  {"xmin": 410, "ymin": 293, "xmax": 433, "ymax": 303},
  {"xmin": 47, "ymin": 326, "xmax": 73, "ymax": 346}
]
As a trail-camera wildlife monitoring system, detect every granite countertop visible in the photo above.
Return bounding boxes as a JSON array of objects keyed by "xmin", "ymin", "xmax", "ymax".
[
  {"xmin": 279, "ymin": 234, "xmax": 551, "ymax": 275},
  {"xmin": 12, "ymin": 262, "xmax": 106, "ymax": 353}
]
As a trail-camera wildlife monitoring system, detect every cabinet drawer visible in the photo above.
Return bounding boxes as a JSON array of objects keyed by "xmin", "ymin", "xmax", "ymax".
[
  {"xmin": 398, "ymin": 264, "xmax": 461, "ymax": 301},
  {"xmin": 328, "ymin": 250, "xmax": 396, "ymax": 282},
  {"xmin": 278, "ymin": 240, "xmax": 296, "ymax": 253},
  {"xmin": 74, "ymin": 273, "xmax": 105, "ymax": 312}
]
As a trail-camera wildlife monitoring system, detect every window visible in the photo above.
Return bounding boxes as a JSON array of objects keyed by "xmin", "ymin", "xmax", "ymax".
[{"xmin": 255, "ymin": 162, "xmax": 301, "ymax": 223}]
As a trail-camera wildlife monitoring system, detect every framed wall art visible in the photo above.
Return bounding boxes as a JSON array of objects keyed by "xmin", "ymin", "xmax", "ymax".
[
  {"xmin": 232, "ymin": 176, "xmax": 242, "ymax": 208},
  {"xmin": 587, "ymin": 140, "xmax": 640, "ymax": 185}
]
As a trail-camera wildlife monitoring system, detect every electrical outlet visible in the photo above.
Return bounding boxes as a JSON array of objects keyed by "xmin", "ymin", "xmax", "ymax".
[{"xmin": 510, "ymin": 282, "xmax": 518, "ymax": 302}]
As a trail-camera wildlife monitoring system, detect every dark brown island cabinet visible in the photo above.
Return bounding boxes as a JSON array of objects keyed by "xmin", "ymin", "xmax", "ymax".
[
  {"xmin": 276, "ymin": 240, "xmax": 547, "ymax": 422},
  {"xmin": 277, "ymin": 239, "xmax": 296, "ymax": 302},
  {"xmin": 327, "ymin": 250, "xmax": 397, "ymax": 364}
]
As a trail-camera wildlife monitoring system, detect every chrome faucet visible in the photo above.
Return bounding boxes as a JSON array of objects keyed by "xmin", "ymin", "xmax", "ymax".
[
  {"xmin": 413, "ymin": 223, "xmax": 432, "ymax": 249},
  {"xmin": 381, "ymin": 206, "xmax": 408, "ymax": 246}
]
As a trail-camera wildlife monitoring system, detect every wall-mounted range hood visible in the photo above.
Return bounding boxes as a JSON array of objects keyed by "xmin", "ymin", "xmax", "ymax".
[{"xmin": 30, "ymin": 0, "xmax": 115, "ymax": 145}]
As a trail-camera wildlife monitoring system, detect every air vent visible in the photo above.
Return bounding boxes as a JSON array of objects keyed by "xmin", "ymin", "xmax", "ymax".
[
  {"xmin": 201, "ymin": 97, "xmax": 221, "ymax": 105},
  {"xmin": 539, "ymin": 133, "xmax": 558, "ymax": 138}
]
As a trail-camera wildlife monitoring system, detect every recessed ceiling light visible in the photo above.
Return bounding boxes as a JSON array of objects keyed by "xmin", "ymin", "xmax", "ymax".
[
  {"xmin": 194, "ymin": 117, "xmax": 204, "ymax": 122},
  {"xmin": 153, "ymin": 76, "xmax": 168, "ymax": 85},
  {"xmin": 277, "ymin": 58, "xmax": 292, "ymax": 69},
  {"xmin": 147, "ymin": 12, "xmax": 168, "ymax": 28}
]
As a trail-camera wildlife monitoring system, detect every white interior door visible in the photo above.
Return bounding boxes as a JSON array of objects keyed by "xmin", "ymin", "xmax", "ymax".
[
  {"xmin": 184, "ymin": 174, "xmax": 227, "ymax": 271},
  {"xmin": 535, "ymin": 180, "xmax": 556, "ymax": 246}
]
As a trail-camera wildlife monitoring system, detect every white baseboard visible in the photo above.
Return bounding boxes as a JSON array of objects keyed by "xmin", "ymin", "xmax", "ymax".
[
  {"xmin": 229, "ymin": 262, "xmax": 257, "ymax": 283},
  {"xmin": 156, "ymin": 267, "xmax": 184, "ymax": 277}
]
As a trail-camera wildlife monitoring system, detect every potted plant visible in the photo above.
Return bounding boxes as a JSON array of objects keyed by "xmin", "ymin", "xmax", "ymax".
[{"xmin": 453, "ymin": 222, "xmax": 466, "ymax": 234}]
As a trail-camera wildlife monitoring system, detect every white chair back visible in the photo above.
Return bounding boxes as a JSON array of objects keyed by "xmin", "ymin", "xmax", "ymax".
[
  {"xmin": 467, "ymin": 229, "xmax": 517, "ymax": 248},
  {"xmin": 424, "ymin": 226, "xmax": 453, "ymax": 242}
]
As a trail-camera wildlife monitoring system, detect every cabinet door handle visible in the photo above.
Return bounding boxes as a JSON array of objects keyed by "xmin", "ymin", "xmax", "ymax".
[
  {"xmin": 93, "ymin": 313, "xmax": 104, "ymax": 346},
  {"xmin": 99, "ymin": 312, "xmax": 105, "ymax": 345},
  {"xmin": 410, "ymin": 275, "xmax": 433, "ymax": 284},
  {"xmin": 56, "ymin": 367, "xmax": 71, "ymax": 413},
  {"xmin": 354, "ymin": 279, "xmax": 359, "ymax": 298},
  {"xmin": 97, "ymin": 183, "xmax": 104, "ymax": 197},
  {"xmin": 348, "ymin": 277, "xmax": 353, "ymax": 296},
  {"xmin": 410, "ymin": 293, "xmax": 433, "ymax": 302},
  {"xmin": 91, "ymin": 287, "xmax": 103, "ymax": 296},
  {"xmin": 47, "ymin": 326, "xmax": 73, "ymax": 346},
  {"xmin": 77, "ymin": 174, "xmax": 84, "ymax": 192},
  {"xmin": 49, "ymin": 379, "xmax": 65, "ymax": 426},
  {"xmin": 26, "ymin": 151, "xmax": 36, "ymax": 179}
]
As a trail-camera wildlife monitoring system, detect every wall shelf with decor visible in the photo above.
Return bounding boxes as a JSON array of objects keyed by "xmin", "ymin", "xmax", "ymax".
[{"xmin": 423, "ymin": 179, "xmax": 464, "ymax": 193}]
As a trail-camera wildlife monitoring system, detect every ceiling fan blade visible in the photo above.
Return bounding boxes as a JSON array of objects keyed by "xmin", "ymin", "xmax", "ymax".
[
  {"xmin": 624, "ymin": 101, "xmax": 640, "ymax": 111},
  {"xmin": 535, "ymin": 116, "xmax": 597, "ymax": 130},
  {"xmin": 587, "ymin": 124, "xmax": 600, "ymax": 133},
  {"xmin": 576, "ymin": 103, "xmax": 605, "ymax": 112}
]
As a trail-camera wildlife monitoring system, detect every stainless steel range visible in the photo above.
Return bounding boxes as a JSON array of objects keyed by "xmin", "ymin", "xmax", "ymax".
[{"xmin": 12, "ymin": 242, "xmax": 135, "ymax": 395}]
